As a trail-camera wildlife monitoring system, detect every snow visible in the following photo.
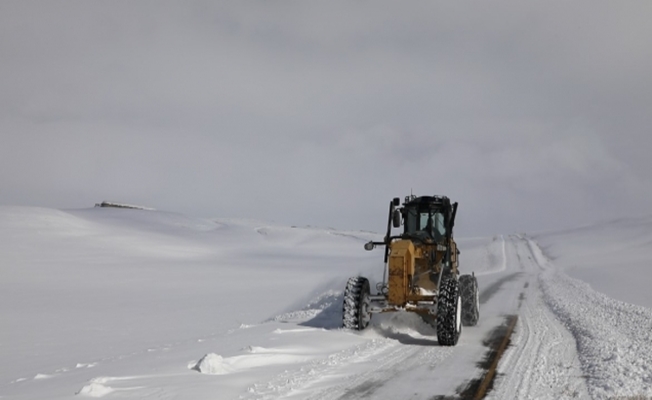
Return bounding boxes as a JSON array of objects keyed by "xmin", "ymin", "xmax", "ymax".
[
  {"xmin": 76, "ymin": 381, "xmax": 114, "ymax": 397},
  {"xmin": 191, "ymin": 353, "xmax": 233, "ymax": 375},
  {"xmin": 2, "ymin": 206, "xmax": 652, "ymax": 399},
  {"xmin": 534, "ymin": 216, "xmax": 652, "ymax": 309}
]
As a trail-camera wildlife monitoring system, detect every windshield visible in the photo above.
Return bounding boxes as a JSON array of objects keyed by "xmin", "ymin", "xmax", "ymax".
[{"xmin": 404, "ymin": 208, "xmax": 446, "ymax": 241}]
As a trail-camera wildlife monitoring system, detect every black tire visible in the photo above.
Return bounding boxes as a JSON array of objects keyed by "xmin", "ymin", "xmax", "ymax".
[
  {"xmin": 342, "ymin": 277, "xmax": 371, "ymax": 330},
  {"xmin": 436, "ymin": 276, "xmax": 462, "ymax": 346},
  {"xmin": 459, "ymin": 274, "xmax": 480, "ymax": 326}
]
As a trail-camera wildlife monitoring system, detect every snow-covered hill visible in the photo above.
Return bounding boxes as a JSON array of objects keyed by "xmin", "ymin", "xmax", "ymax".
[{"xmin": 1, "ymin": 207, "xmax": 651, "ymax": 399}]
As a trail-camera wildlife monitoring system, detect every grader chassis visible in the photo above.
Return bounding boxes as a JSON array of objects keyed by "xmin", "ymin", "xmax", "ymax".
[{"xmin": 342, "ymin": 195, "xmax": 479, "ymax": 346}]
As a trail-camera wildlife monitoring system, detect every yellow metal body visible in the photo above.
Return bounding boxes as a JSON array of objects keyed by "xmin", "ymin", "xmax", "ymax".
[
  {"xmin": 386, "ymin": 238, "xmax": 459, "ymax": 308},
  {"xmin": 387, "ymin": 240, "xmax": 416, "ymax": 306}
]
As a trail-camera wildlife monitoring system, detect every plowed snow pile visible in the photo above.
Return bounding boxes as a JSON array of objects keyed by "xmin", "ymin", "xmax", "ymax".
[
  {"xmin": 532, "ymin": 221, "xmax": 652, "ymax": 399},
  {"xmin": 192, "ymin": 353, "xmax": 233, "ymax": 375}
]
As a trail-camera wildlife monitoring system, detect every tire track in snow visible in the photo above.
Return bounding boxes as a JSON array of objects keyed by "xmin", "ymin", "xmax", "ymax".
[
  {"xmin": 310, "ymin": 344, "xmax": 452, "ymax": 400},
  {"xmin": 238, "ymin": 336, "xmax": 399, "ymax": 400},
  {"xmin": 464, "ymin": 314, "xmax": 518, "ymax": 400},
  {"xmin": 487, "ymin": 237, "xmax": 588, "ymax": 400},
  {"xmin": 478, "ymin": 272, "xmax": 522, "ymax": 305},
  {"xmin": 238, "ymin": 331, "xmax": 452, "ymax": 400}
]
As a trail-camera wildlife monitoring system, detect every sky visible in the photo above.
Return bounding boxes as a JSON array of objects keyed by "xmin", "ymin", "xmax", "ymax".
[{"xmin": 1, "ymin": 1, "xmax": 651, "ymax": 236}]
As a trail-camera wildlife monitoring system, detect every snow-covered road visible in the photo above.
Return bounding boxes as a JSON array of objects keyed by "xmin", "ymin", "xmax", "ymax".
[{"xmin": 2, "ymin": 207, "xmax": 652, "ymax": 399}]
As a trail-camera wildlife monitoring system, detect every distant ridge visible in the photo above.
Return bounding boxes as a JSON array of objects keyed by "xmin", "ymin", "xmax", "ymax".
[{"xmin": 94, "ymin": 201, "xmax": 155, "ymax": 211}]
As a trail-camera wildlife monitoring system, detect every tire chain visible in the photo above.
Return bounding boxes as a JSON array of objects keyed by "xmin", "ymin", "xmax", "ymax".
[
  {"xmin": 342, "ymin": 277, "xmax": 366, "ymax": 329},
  {"xmin": 459, "ymin": 275, "xmax": 479, "ymax": 326},
  {"xmin": 436, "ymin": 276, "xmax": 460, "ymax": 345}
]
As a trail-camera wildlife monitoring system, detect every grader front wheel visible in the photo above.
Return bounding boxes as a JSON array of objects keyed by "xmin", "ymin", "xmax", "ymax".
[
  {"xmin": 342, "ymin": 277, "xmax": 372, "ymax": 330},
  {"xmin": 436, "ymin": 276, "xmax": 462, "ymax": 346}
]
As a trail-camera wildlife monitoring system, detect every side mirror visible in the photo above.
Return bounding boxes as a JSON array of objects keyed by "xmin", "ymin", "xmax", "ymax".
[
  {"xmin": 393, "ymin": 197, "xmax": 400, "ymax": 206},
  {"xmin": 392, "ymin": 209, "xmax": 401, "ymax": 228},
  {"xmin": 364, "ymin": 241, "xmax": 375, "ymax": 251}
]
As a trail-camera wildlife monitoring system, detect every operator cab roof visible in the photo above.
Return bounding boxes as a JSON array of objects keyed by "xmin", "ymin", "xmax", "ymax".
[{"xmin": 403, "ymin": 195, "xmax": 451, "ymax": 209}]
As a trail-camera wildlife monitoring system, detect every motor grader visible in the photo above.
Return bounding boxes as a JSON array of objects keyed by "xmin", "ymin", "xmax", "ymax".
[{"xmin": 342, "ymin": 195, "xmax": 479, "ymax": 346}]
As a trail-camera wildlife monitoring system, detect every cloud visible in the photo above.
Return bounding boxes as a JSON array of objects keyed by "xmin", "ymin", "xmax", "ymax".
[{"xmin": 1, "ymin": 1, "xmax": 651, "ymax": 236}]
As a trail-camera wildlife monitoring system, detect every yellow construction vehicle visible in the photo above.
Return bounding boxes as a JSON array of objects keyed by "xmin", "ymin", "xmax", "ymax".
[{"xmin": 342, "ymin": 195, "xmax": 479, "ymax": 346}]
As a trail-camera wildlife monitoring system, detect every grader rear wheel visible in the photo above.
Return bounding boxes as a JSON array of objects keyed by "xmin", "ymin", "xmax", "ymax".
[{"xmin": 460, "ymin": 274, "xmax": 480, "ymax": 326}]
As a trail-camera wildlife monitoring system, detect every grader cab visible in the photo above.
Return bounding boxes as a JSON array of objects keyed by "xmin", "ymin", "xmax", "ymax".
[{"xmin": 342, "ymin": 195, "xmax": 479, "ymax": 346}]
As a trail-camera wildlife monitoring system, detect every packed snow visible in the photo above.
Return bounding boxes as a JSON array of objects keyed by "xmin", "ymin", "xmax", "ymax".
[{"xmin": 1, "ymin": 206, "xmax": 651, "ymax": 399}]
